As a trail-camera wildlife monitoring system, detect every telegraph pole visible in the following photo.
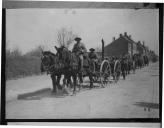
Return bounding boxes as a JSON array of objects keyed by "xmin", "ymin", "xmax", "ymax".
[{"xmin": 102, "ymin": 38, "xmax": 104, "ymax": 61}]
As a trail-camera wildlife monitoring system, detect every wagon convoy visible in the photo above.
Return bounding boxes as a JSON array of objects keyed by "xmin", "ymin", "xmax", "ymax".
[{"xmin": 41, "ymin": 37, "xmax": 154, "ymax": 95}]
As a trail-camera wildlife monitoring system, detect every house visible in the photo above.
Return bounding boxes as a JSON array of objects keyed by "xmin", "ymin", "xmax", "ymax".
[{"xmin": 104, "ymin": 32, "xmax": 138, "ymax": 57}]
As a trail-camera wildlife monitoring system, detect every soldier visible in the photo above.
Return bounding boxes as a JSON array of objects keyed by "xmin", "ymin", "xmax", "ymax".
[
  {"xmin": 72, "ymin": 37, "xmax": 87, "ymax": 72},
  {"xmin": 88, "ymin": 48, "xmax": 99, "ymax": 69},
  {"xmin": 88, "ymin": 48, "xmax": 98, "ymax": 61}
]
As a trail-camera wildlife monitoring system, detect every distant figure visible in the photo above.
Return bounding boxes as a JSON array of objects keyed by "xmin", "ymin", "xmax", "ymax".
[
  {"xmin": 72, "ymin": 37, "xmax": 87, "ymax": 72},
  {"xmin": 120, "ymin": 56, "xmax": 126, "ymax": 80}
]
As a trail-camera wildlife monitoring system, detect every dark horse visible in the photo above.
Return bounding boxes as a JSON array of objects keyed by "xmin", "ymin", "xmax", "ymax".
[
  {"xmin": 143, "ymin": 55, "xmax": 149, "ymax": 66},
  {"xmin": 40, "ymin": 51, "xmax": 63, "ymax": 93},
  {"xmin": 55, "ymin": 46, "xmax": 94, "ymax": 94},
  {"xmin": 120, "ymin": 57, "xmax": 127, "ymax": 80}
]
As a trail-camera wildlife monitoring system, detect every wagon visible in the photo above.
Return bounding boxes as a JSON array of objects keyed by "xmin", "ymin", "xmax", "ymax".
[
  {"xmin": 82, "ymin": 39, "xmax": 121, "ymax": 87},
  {"xmin": 87, "ymin": 59, "xmax": 111, "ymax": 87},
  {"xmin": 88, "ymin": 58, "xmax": 121, "ymax": 87}
]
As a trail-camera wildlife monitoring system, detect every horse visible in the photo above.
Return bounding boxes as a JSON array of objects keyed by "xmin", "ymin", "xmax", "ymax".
[
  {"xmin": 40, "ymin": 51, "xmax": 63, "ymax": 93},
  {"xmin": 139, "ymin": 54, "xmax": 144, "ymax": 68},
  {"xmin": 120, "ymin": 58, "xmax": 127, "ymax": 80},
  {"xmin": 127, "ymin": 58, "xmax": 132, "ymax": 74},
  {"xmin": 54, "ymin": 46, "xmax": 94, "ymax": 95},
  {"xmin": 131, "ymin": 55, "xmax": 136, "ymax": 74},
  {"xmin": 135, "ymin": 54, "xmax": 143, "ymax": 69},
  {"xmin": 136, "ymin": 54, "xmax": 140, "ymax": 69},
  {"xmin": 143, "ymin": 55, "xmax": 149, "ymax": 66}
]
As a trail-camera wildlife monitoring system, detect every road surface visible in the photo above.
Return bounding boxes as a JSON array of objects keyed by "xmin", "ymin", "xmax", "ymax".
[{"xmin": 6, "ymin": 62, "xmax": 159, "ymax": 119}]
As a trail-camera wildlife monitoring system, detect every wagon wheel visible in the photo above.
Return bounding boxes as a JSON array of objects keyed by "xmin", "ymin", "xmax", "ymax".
[
  {"xmin": 100, "ymin": 60, "xmax": 111, "ymax": 87},
  {"xmin": 114, "ymin": 60, "xmax": 121, "ymax": 83}
]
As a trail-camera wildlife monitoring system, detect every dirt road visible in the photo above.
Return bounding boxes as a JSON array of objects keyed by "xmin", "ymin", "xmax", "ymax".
[{"xmin": 6, "ymin": 62, "xmax": 159, "ymax": 119}]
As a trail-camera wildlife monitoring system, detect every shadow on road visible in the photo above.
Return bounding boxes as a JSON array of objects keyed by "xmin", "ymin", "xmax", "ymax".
[
  {"xmin": 17, "ymin": 84, "xmax": 102, "ymax": 100},
  {"xmin": 17, "ymin": 88, "xmax": 66, "ymax": 100},
  {"xmin": 134, "ymin": 102, "xmax": 159, "ymax": 109}
]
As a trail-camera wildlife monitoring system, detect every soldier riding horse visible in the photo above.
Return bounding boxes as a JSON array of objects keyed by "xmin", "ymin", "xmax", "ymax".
[
  {"xmin": 53, "ymin": 36, "xmax": 94, "ymax": 94},
  {"xmin": 54, "ymin": 45, "xmax": 94, "ymax": 94}
]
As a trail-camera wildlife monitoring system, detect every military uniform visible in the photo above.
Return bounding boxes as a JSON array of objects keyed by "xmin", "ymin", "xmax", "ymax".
[
  {"xmin": 72, "ymin": 42, "xmax": 87, "ymax": 54},
  {"xmin": 88, "ymin": 48, "xmax": 99, "ymax": 70},
  {"xmin": 89, "ymin": 52, "xmax": 98, "ymax": 60},
  {"xmin": 72, "ymin": 37, "xmax": 87, "ymax": 72}
]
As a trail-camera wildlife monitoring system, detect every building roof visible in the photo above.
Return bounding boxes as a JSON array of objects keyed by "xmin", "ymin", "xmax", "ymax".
[{"xmin": 105, "ymin": 32, "xmax": 137, "ymax": 48}]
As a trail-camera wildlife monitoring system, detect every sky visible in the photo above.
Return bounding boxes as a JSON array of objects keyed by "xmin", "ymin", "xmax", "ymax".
[{"xmin": 6, "ymin": 9, "xmax": 159, "ymax": 55}]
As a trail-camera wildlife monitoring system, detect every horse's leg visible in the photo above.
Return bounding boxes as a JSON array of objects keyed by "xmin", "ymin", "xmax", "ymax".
[
  {"xmin": 133, "ymin": 62, "xmax": 135, "ymax": 74},
  {"xmin": 62, "ymin": 74, "xmax": 70, "ymax": 95},
  {"xmin": 62, "ymin": 75, "xmax": 68, "ymax": 94},
  {"xmin": 78, "ymin": 71, "xmax": 83, "ymax": 90},
  {"xmin": 72, "ymin": 74, "xmax": 77, "ymax": 95},
  {"xmin": 51, "ymin": 74, "xmax": 58, "ymax": 93},
  {"xmin": 77, "ymin": 74, "xmax": 81, "ymax": 91},
  {"xmin": 127, "ymin": 64, "xmax": 129, "ymax": 74},
  {"xmin": 79, "ymin": 72, "xmax": 83, "ymax": 83},
  {"xmin": 66, "ymin": 72, "xmax": 73, "ymax": 89},
  {"xmin": 63, "ymin": 76, "xmax": 67, "ymax": 88},
  {"xmin": 56, "ymin": 75, "xmax": 62, "ymax": 90},
  {"xmin": 65, "ymin": 75, "xmax": 69, "ymax": 88},
  {"xmin": 128, "ymin": 64, "xmax": 130, "ymax": 74},
  {"xmin": 68, "ymin": 76, "xmax": 73, "ymax": 89},
  {"xmin": 88, "ymin": 71, "xmax": 93, "ymax": 89},
  {"xmin": 134, "ymin": 61, "xmax": 136, "ymax": 72},
  {"xmin": 122, "ymin": 69, "xmax": 125, "ymax": 80},
  {"xmin": 125, "ymin": 64, "xmax": 127, "ymax": 76},
  {"xmin": 64, "ymin": 73, "xmax": 69, "ymax": 88}
]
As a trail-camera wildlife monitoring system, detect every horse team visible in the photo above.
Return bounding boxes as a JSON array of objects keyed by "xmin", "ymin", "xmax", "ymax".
[
  {"xmin": 41, "ymin": 45, "xmax": 150, "ymax": 96},
  {"xmin": 107, "ymin": 53, "xmax": 149, "ymax": 80}
]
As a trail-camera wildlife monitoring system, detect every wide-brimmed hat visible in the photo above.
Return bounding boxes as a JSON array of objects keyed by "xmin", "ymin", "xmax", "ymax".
[
  {"xmin": 89, "ymin": 48, "xmax": 95, "ymax": 51},
  {"xmin": 74, "ymin": 37, "xmax": 81, "ymax": 41}
]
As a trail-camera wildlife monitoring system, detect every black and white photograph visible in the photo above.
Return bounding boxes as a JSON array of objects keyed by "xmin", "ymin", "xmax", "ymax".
[{"xmin": 2, "ymin": 1, "xmax": 162, "ymax": 124}]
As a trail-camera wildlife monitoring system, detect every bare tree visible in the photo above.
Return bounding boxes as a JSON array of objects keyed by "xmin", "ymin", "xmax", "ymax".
[
  {"xmin": 11, "ymin": 47, "xmax": 22, "ymax": 57},
  {"xmin": 25, "ymin": 45, "xmax": 45, "ymax": 57},
  {"xmin": 57, "ymin": 28, "xmax": 77, "ymax": 48}
]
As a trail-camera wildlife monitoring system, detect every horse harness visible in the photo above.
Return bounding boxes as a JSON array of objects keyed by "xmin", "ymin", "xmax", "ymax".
[{"xmin": 41, "ymin": 53, "xmax": 65, "ymax": 75}]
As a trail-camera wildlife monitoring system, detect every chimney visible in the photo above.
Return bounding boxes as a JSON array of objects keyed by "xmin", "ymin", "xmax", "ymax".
[
  {"xmin": 124, "ymin": 32, "xmax": 127, "ymax": 36},
  {"xmin": 119, "ymin": 34, "xmax": 123, "ymax": 37},
  {"xmin": 129, "ymin": 35, "xmax": 131, "ymax": 39},
  {"xmin": 113, "ymin": 37, "xmax": 115, "ymax": 41}
]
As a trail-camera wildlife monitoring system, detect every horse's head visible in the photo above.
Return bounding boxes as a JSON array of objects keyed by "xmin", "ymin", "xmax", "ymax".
[
  {"xmin": 54, "ymin": 46, "xmax": 69, "ymax": 61},
  {"xmin": 41, "ymin": 51, "xmax": 53, "ymax": 71}
]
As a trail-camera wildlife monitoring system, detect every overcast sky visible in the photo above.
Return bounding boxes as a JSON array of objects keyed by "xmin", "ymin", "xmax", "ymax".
[{"xmin": 6, "ymin": 9, "xmax": 159, "ymax": 55}]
